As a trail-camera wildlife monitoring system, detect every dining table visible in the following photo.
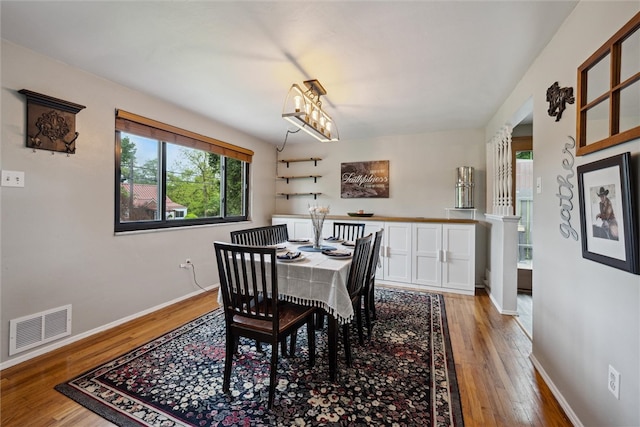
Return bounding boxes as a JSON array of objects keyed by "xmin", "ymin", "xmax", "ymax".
[
  {"xmin": 274, "ymin": 240, "xmax": 354, "ymax": 381},
  {"xmin": 218, "ymin": 239, "xmax": 355, "ymax": 381}
]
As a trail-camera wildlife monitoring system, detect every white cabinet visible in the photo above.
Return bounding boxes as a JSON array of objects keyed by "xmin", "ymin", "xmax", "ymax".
[
  {"xmin": 383, "ymin": 222, "xmax": 412, "ymax": 284},
  {"xmin": 413, "ymin": 223, "xmax": 475, "ymax": 292},
  {"xmin": 272, "ymin": 216, "xmax": 476, "ymax": 295}
]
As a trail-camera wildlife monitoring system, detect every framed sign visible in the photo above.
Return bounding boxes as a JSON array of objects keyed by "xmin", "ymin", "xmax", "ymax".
[
  {"xmin": 577, "ymin": 152, "xmax": 638, "ymax": 274},
  {"xmin": 341, "ymin": 160, "xmax": 389, "ymax": 198}
]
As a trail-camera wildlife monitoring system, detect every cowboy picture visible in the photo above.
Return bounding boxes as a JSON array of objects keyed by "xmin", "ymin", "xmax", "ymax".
[{"xmin": 590, "ymin": 184, "xmax": 619, "ymax": 241}]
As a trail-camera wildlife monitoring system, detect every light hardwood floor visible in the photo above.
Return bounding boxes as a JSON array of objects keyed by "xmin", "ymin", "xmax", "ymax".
[{"xmin": 1, "ymin": 288, "xmax": 572, "ymax": 426}]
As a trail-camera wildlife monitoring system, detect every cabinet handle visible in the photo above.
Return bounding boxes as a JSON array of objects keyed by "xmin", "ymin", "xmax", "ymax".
[{"xmin": 442, "ymin": 250, "xmax": 448, "ymax": 263}]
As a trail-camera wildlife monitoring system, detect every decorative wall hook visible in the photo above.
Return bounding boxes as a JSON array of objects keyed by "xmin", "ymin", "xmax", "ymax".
[
  {"xmin": 19, "ymin": 89, "xmax": 85, "ymax": 154},
  {"xmin": 546, "ymin": 82, "xmax": 574, "ymax": 122}
]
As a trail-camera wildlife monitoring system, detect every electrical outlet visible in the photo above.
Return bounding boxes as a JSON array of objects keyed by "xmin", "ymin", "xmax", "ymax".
[
  {"xmin": 179, "ymin": 263, "xmax": 187, "ymax": 268},
  {"xmin": 608, "ymin": 365, "xmax": 620, "ymax": 399}
]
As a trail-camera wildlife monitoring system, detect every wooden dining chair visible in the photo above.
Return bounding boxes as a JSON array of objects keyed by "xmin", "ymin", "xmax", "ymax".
[
  {"xmin": 230, "ymin": 224, "xmax": 289, "ymax": 246},
  {"xmin": 361, "ymin": 228, "xmax": 384, "ymax": 340},
  {"xmin": 342, "ymin": 233, "xmax": 373, "ymax": 367},
  {"xmin": 333, "ymin": 222, "xmax": 365, "ymax": 241},
  {"xmin": 213, "ymin": 241, "xmax": 316, "ymax": 409}
]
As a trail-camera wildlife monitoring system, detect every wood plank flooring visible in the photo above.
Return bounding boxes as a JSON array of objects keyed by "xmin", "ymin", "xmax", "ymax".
[{"xmin": 0, "ymin": 288, "xmax": 572, "ymax": 426}]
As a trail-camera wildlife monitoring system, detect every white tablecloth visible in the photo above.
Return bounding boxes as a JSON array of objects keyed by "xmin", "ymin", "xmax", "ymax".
[
  {"xmin": 217, "ymin": 246, "xmax": 354, "ymax": 325},
  {"xmin": 276, "ymin": 249, "xmax": 353, "ymax": 325}
]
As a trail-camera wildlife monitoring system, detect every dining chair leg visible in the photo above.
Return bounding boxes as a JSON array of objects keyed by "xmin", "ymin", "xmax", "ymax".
[
  {"xmin": 315, "ymin": 311, "xmax": 325, "ymax": 329},
  {"xmin": 342, "ymin": 324, "xmax": 353, "ymax": 367},
  {"xmin": 306, "ymin": 319, "xmax": 316, "ymax": 367},
  {"xmin": 356, "ymin": 297, "xmax": 364, "ymax": 345},
  {"xmin": 364, "ymin": 292, "xmax": 373, "ymax": 340},
  {"xmin": 268, "ymin": 340, "xmax": 278, "ymax": 409},
  {"xmin": 287, "ymin": 330, "xmax": 297, "ymax": 357},
  {"xmin": 327, "ymin": 316, "xmax": 338, "ymax": 381},
  {"xmin": 370, "ymin": 280, "xmax": 377, "ymax": 320},
  {"xmin": 223, "ymin": 336, "xmax": 235, "ymax": 393}
]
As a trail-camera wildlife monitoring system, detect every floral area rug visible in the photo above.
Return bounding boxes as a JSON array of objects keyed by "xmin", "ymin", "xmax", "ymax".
[{"xmin": 55, "ymin": 288, "xmax": 464, "ymax": 426}]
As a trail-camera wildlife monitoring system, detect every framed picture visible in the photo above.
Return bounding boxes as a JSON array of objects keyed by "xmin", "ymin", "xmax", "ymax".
[
  {"xmin": 341, "ymin": 160, "xmax": 389, "ymax": 198},
  {"xmin": 577, "ymin": 152, "xmax": 638, "ymax": 274}
]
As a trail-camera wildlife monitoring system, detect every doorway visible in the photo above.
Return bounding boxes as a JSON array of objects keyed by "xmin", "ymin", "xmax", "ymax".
[{"xmin": 512, "ymin": 135, "xmax": 533, "ymax": 338}]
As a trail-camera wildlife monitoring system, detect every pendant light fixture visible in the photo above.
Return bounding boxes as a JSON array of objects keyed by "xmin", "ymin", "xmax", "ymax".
[{"xmin": 282, "ymin": 79, "xmax": 339, "ymax": 142}]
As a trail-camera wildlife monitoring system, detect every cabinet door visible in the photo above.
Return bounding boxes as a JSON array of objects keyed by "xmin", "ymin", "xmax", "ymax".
[
  {"xmin": 272, "ymin": 217, "xmax": 331, "ymax": 240},
  {"xmin": 383, "ymin": 222, "xmax": 412, "ymax": 283},
  {"xmin": 413, "ymin": 223, "xmax": 443, "ymax": 287},
  {"xmin": 441, "ymin": 224, "xmax": 475, "ymax": 291}
]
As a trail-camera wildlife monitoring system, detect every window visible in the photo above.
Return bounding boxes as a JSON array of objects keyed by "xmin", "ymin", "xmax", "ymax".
[
  {"xmin": 576, "ymin": 12, "xmax": 640, "ymax": 156},
  {"xmin": 115, "ymin": 110, "xmax": 252, "ymax": 232}
]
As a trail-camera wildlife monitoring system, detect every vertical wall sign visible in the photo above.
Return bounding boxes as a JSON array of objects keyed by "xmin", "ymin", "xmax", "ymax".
[
  {"xmin": 556, "ymin": 136, "xmax": 579, "ymax": 240},
  {"xmin": 19, "ymin": 89, "xmax": 86, "ymax": 154},
  {"xmin": 341, "ymin": 160, "xmax": 389, "ymax": 198}
]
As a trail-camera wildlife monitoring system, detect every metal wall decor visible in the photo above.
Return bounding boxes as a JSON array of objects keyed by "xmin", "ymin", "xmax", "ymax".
[
  {"xmin": 556, "ymin": 136, "xmax": 578, "ymax": 240},
  {"xmin": 19, "ymin": 89, "xmax": 86, "ymax": 154},
  {"xmin": 546, "ymin": 82, "xmax": 574, "ymax": 122}
]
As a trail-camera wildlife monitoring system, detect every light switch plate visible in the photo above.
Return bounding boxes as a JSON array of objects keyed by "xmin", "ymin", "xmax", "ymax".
[{"xmin": 1, "ymin": 170, "xmax": 25, "ymax": 187}]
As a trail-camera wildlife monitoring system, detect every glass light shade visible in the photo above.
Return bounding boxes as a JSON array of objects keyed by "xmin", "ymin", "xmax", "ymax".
[{"xmin": 282, "ymin": 83, "xmax": 339, "ymax": 142}]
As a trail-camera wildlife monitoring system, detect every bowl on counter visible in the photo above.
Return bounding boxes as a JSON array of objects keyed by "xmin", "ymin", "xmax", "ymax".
[{"xmin": 347, "ymin": 212, "xmax": 374, "ymax": 217}]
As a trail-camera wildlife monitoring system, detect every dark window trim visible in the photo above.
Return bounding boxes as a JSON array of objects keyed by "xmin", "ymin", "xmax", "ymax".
[{"xmin": 114, "ymin": 112, "xmax": 251, "ymax": 233}]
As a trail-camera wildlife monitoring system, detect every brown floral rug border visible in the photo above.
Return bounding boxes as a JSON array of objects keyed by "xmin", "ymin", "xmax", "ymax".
[{"xmin": 56, "ymin": 288, "xmax": 463, "ymax": 426}]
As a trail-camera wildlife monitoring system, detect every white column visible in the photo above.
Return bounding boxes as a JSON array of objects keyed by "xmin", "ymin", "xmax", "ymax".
[{"xmin": 489, "ymin": 125, "xmax": 513, "ymax": 216}]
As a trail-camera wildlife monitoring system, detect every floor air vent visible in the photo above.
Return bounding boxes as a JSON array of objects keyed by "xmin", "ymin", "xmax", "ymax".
[{"xmin": 9, "ymin": 305, "xmax": 72, "ymax": 355}]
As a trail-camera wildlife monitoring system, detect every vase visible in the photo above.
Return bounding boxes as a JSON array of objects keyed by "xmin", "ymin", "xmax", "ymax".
[
  {"xmin": 309, "ymin": 205, "xmax": 329, "ymax": 250},
  {"xmin": 312, "ymin": 219, "xmax": 324, "ymax": 249}
]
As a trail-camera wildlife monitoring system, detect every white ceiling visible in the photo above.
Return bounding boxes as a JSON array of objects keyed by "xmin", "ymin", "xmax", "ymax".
[{"xmin": 1, "ymin": 1, "xmax": 577, "ymax": 145}]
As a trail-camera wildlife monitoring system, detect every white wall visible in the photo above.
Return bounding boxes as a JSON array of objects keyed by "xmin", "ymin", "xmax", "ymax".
[
  {"xmin": 274, "ymin": 129, "xmax": 486, "ymax": 218},
  {"xmin": 0, "ymin": 41, "xmax": 276, "ymax": 364},
  {"xmin": 274, "ymin": 130, "xmax": 489, "ymax": 288},
  {"xmin": 486, "ymin": 3, "xmax": 640, "ymax": 426}
]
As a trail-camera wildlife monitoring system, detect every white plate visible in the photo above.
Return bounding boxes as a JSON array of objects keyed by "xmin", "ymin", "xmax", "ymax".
[
  {"xmin": 324, "ymin": 237, "xmax": 344, "ymax": 243},
  {"xmin": 323, "ymin": 250, "xmax": 352, "ymax": 259},
  {"xmin": 277, "ymin": 254, "xmax": 306, "ymax": 263},
  {"xmin": 342, "ymin": 241, "xmax": 355, "ymax": 247},
  {"xmin": 269, "ymin": 244, "xmax": 288, "ymax": 251}
]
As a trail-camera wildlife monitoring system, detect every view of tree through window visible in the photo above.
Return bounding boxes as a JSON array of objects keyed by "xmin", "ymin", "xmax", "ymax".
[{"xmin": 116, "ymin": 131, "xmax": 248, "ymax": 231}]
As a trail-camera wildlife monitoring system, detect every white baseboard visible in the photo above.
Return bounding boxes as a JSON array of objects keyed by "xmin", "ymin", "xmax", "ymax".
[
  {"xmin": 530, "ymin": 353, "xmax": 583, "ymax": 427},
  {"xmin": 0, "ymin": 285, "xmax": 218, "ymax": 371},
  {"xmin": 485, "ymin": 288, "xmax": 518, "ymax": 315}
]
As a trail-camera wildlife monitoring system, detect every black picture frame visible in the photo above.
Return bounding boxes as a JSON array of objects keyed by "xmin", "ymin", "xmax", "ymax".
[{"xmin": 577, "ymin": 152, "xmax": 638, "ymax": 274}]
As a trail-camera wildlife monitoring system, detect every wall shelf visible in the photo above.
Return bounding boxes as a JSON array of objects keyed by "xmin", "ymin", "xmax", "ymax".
[
  {"xmin": 279, "ymin": 157, "xmax": 322, "ymax": 167},
  {"xmin": 278, "ymin": 192, "xmax": 322, "ymax": 200},
  {"xmin": 278, "ymin": 175, "xmax": 322, "ymax": 183}
]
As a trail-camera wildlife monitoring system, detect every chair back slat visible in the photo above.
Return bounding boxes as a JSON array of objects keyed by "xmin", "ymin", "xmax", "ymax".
[
  {"xmin": 366, "ymin": 228, "xmax": 384, "ymax": 285},
  {"xmin": 346, "ymin": 233, "xmax": 373, "ymax": 297},
  {"xmin": 230, "ymin": 224, "xmax": 289, "ymax": 246},
  {"xmin": 333, "ymin": 222, "xmax": 366, "ymax": 242},
  {"xmin": 214, "ymin": 242, "xmax": 279, "ymax": 329}
]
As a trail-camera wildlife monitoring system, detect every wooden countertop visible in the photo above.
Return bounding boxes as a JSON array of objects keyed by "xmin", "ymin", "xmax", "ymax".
[{"xmin": 272, "ymin": 214, "xmax": 478, "ymax": 224}]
